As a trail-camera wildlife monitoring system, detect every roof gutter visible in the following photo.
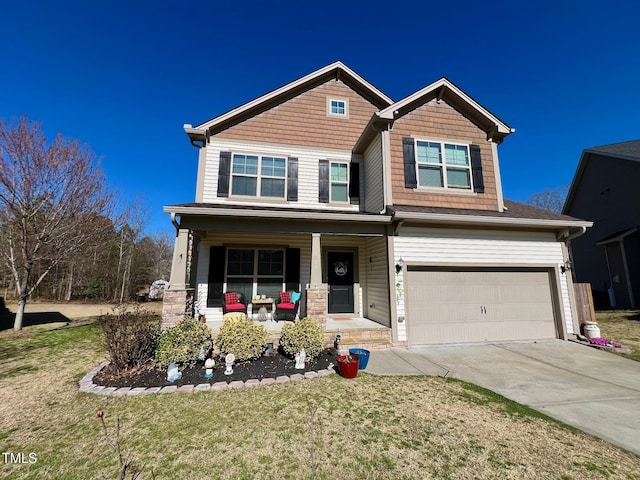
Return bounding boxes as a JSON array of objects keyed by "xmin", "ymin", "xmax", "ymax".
[
  {"xmin": 183, "ymin": 124, "xmax": 207, "ymax": 148},
  {"xmin": 164, "ymin": 205, "xmax": 393, "ymax": 224},
  {"xmin": 393, "ymin": 210, "xmax": 593, "ymax": 230},
  {"xmin": 556, "ymin": 226, "xmax": 588, "ymax": 242}
]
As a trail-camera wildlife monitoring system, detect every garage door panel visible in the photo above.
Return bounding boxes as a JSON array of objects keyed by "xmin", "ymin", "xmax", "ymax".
[{"xmin": 407, "ymin": 269, "xmax": 558, "ymax": 345}]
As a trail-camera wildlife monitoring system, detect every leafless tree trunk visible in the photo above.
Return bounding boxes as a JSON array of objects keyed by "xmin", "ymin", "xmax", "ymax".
[{"xmin": 0, "ymin": 116, "xmax": 114, "ymax": 330}]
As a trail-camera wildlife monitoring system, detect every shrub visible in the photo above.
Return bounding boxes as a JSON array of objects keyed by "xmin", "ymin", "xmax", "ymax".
[
  {"xmin": 97, "ymin": 305, "xmax": 161, "ymax": 372},
  {"xmin": 279, "ymin": 317, "xmax": 324, "ymax": 360},
  {"xmin": 216, "ymin": 314, "xmax": 269, "ymax": 362},
  {"xmin": 154, "ymin": 317, "xmax": 214, "ymax": 368}
]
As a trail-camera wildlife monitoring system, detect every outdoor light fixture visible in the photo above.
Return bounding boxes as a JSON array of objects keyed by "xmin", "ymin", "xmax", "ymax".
[
  {"xmin": 560, "ymin": 260, "xmax": 572, "ymax": 274},
  {"xmin": 395, "ymin": 257, "xmax": 404, "ymax": 273}
]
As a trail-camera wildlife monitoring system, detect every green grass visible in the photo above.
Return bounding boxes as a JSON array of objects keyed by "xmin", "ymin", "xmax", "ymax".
[
  {"xmin": 1, "ymin": 320, "xmax": 639, "ymax": 479},
  {"xmin": 596, "ymin": 310, "xmax": 640, "ymax": 361}
]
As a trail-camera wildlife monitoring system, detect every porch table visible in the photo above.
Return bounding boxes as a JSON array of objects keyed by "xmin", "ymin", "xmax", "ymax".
[{"xmin": 251, "ymin": 297, "xmax": 274, "ymax": 320}]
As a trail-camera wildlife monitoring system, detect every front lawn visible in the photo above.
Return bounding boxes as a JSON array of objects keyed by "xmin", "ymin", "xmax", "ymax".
[
  {"xmin": 1, "ymin": 319, "xmax": 639, "ymax": 479},
  {"xmin": 596, "ymin": 310, "xmax": 640, "ymax": 361}
]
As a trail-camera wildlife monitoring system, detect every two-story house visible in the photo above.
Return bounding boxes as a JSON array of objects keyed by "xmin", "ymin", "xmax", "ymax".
[{"xmin": 163, "ymin": 62, "xmax": 591, "ymax": 347}]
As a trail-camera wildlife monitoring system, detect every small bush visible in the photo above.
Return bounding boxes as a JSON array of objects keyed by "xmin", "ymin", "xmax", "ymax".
[
  {"xmin": 97, "ymin": 305, "xmax": 161, "ymax": 372},
  {"xmin": 216, "ymin": 314, "xmax": 269, "ymax": 362},
  {"xmin": 154, "ymin": 317, "xmax": 213, "ymax": 368},
  {"xmin": 279, "ymin": 318, "xmax": 324, "ymax": 360}
]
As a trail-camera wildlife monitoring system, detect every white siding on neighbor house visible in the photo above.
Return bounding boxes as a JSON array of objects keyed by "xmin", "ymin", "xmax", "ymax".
[
  {"xmin": 363, "ymin": 236, "xmax": 391, "ymax": 326},
  {"xmin": 201, "ymin": 138, "xmax": 360, "ymax": 211},
  {"xmin": 194, "ymin": 232, "xmax": 312, "ymax": 323},
  {"xmin": 363, "ymin": 133, "xmax": 384, "ymax": 213},
  {"xmin": 393, "ymin": 228, "xmax": 573, "ymax": 342}
]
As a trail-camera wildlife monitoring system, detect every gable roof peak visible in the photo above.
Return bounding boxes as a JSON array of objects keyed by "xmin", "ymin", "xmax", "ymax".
[
  {"xmin": 192, "ymin": 61, "xmax": 393, "ymax": 134},
  {"xmin": 376, "ymin": 77, "xmax": 514, "ymax": 142}
]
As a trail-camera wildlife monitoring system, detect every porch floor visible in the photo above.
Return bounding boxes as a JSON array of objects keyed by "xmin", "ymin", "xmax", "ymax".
[{"xmin": 205, "ymin": 316, "xmax": 388, "ymax": 333}]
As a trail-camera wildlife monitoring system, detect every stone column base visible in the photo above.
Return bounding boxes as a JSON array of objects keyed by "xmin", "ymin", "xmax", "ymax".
[
  {"xmin": 305, "ymin": 285, "xmax": 328, "ymax": 330},
  {"xmin": 162, "ymin": 289, "xmax": 194, "ymax": 329}
]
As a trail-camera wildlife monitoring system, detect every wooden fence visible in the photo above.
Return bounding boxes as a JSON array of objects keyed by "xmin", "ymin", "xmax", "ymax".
[{"xmin": 574, "ymin": 283, "xmax": 596, "ymax": 325}]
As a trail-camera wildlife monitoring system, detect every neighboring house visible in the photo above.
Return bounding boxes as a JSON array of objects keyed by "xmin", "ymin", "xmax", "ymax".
[
  {"xmin": 564, "ymin": 140, "xmax": 640, "ymax": 309},
  {"xmin": 163, "ymin": 61, "xmax": 591, "ymax": 346}
]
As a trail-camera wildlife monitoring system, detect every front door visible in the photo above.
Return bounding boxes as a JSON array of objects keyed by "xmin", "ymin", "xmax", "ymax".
[{"xmin": 327, "ymin": 251, "xmax": 354, "ymax": 313}]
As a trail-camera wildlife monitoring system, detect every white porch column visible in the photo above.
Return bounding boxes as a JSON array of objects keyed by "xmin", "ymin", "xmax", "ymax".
[
  {"xmin": 168, "ymin": 228, "xmax": 190, "ymax": 290},
  {"xmin": 310, "ymin": 233, "xmax": 322, "ymax": 285}
]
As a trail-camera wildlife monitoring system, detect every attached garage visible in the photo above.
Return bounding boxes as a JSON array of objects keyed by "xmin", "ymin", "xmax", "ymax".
[{"xmin": 405, "ymin": 267, "xmax": 560, "ymax": 346}]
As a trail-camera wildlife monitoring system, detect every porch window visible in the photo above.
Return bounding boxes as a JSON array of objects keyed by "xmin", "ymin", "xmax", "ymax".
[
  {"xmin": 330, "ymin": 162, "xmax": 349, "ymax": 202},
  {"xmin": 416, "ymin": 140, "xmax": 472, "ymax": 190},
  {"xmin": 226, "ymin": 248, "xmax": 284, "ymax": 300},
  {"xmin": 231, "ymin": 154, "xmax": 286, "ymax": 198}
]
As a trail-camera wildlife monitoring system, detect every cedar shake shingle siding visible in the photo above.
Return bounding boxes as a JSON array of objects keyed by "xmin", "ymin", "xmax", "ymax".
[
  {"xmin": 389, "ymin": 98, "xmax": 499, "ymax": 211},
  {"xmin": 215, "ymin": 79, "xmax": 380, "ymax": 150}
]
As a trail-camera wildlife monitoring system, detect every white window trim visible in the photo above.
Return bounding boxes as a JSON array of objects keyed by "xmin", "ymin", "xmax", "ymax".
[
  {"xmin": 414, "ymin": 139, "xmax": 473, "ymax": 191},
  {"xmin": 230, "ymin": 153, "xmax": 287, "ymax": 199},
  {"xmin": 330, "ymin": 161, "xmax": 350, "ymax": 203},
  {"xmin": 224, "ymin": 248, "xmax": 286, "ymax": 299},
  {"xmin": 327, "ymin": 97, "xmax": 349, "ymax": 118}
]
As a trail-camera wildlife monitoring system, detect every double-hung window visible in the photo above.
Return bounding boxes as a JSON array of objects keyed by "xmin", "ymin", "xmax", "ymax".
[
  {"xmin": 231, "ymin": 154, "xmax": 286, "ymax": 198},
  {"xmin": 416, "ymin": 140, "xmax": 472, "ymax": 190},
  {"xmin": 330, "ymin": 162, "xmax": 349, "ymax": 202},
  {"xmin": 226, "ymin": 248, "xmax": 284, "ymax": 300}
]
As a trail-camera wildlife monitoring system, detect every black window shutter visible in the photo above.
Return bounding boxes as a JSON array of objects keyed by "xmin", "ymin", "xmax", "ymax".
[
  {"xmin": 402, "ymin": 137, "xmax": 417, "ymax": 189},
  {"xmin": 349, "ymin": 162, "xmax": 360, "ymax": 204},
  {"xmin": 207, "ymin": 246, "xmax": 226, "ymax": 307},
  {"xmin": 470, "ymin": 144, "xmax": 484, "ymax": 193},
  {"xmin": 217, "ymin": 152, "xmax": 232, "ymax": 197},
  {"xmin": 285, "ymin": 248, "xmax": 301, "ymax": 292},
  {"xmin": 318, "ymin": 159, "xmax": 330, "ymax": 203},
  {"xmin": 287, "ymin": 157, "xmax": 298, "ymax": 201}
]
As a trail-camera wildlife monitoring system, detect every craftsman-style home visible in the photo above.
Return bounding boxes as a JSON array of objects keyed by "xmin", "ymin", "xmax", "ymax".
[{"xmin": 163, "ymin": 62, "xmax": 590, "ymax": 347}]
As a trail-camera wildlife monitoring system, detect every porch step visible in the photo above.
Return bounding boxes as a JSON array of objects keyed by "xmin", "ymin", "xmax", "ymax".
[{"xmin": 324, "ymin": 328, "xmax": 392, "ymax": 351}]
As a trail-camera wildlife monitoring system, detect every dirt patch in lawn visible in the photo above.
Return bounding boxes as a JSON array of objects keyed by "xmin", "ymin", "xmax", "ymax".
[
  {"xmin": 94, "ymin": 348, "xmax": 336, "ymax": 387},
  {"xmin": 1, "ymin": 300, "xmax": 163, "ymax": 330}
]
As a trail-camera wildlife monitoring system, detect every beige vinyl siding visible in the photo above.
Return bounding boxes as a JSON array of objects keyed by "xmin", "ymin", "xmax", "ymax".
[
  {"xmin": 393, "ymin": 228, "xmax": 573, "ymax": 341},
  {"xmin": 202, "ymin": 138, "xmax": 359, "ymax": 211},
  {"xmin": 213, "ymin": 79, "xmax": 380, "ymax": 150},
  {"xmin": 364, "ymin": 236, "xmax": 391, "ymax": 326},
  {"xmin": 195, "ymin": 232, "xmax": 311, "ymax": 323},
  {"xmin": 389, "ymin": 98, "xmax": 499, "ymax": 211},
  {"xmin": 363, "ymin": 133, "xmax": 384, "ymax": 213}
]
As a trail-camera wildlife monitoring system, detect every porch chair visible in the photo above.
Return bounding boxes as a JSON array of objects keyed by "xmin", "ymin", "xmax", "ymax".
[
  {"xmin": 222, "ymin": 292, "xmax": 248, "ymax": 315},
  {"xmin": 273, "ymin": 291, "xmax": 300, "ymax": 322}
]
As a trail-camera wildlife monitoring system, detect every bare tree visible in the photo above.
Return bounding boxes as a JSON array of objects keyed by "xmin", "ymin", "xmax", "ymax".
[
  {"xmin": 0, "ymin": 116, "xmax": 114, "ymax": 330},
  {"xmin": 526, "ymin": 184, "xmax": 570, "ymax": 213}
]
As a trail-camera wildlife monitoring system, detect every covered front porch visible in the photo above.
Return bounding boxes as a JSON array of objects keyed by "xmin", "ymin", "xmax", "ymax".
[{"xmin": 162, "ymin": 207, "xmax": 397, "ymax": 347}]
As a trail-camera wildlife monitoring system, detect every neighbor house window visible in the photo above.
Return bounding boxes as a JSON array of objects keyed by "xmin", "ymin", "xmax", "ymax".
[
  {"xmin": 330, "ymin": 162, "xmax": 349, "ymax": 202},
  {"xmin": 327, "ymin": 98, "xmax": 348, "ymax": 117},
  {"xmin": 416, "ymin": 140, "xmax": 472, "ymax": 190},
  {"xmin": 226, "ymin": 248, "xmax": 284, "ymax": 300},
  {"xmin": 231, "ymin": 154, "xmax": 286, "ymax": 198}
]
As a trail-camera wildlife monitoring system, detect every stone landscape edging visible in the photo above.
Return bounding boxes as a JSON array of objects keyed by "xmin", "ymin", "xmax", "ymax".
[{"xmin": 79, "ymin": 360, "xmax": 335, "ymax": 396}]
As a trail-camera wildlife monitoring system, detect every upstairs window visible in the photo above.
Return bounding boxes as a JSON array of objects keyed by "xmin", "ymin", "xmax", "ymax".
[
  {"xmin": 327, "ymin": 98, "xmax": 348, "ymax": 117},
  {"xmin": 330, "ymin": 162, "xmax": 349, "ymax": 202},
  {"xmin": 231, "ymin": 154, "xmax": 286, "ymax": 198},
  {"xmin": 416, "ymin": 140, "xmax": 472, "ymax": 190}
]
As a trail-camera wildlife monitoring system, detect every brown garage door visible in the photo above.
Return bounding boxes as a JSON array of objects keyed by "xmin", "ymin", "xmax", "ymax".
[{"xmin": 406, "ymin": 268, "xmax": 558, "ymax": 346}]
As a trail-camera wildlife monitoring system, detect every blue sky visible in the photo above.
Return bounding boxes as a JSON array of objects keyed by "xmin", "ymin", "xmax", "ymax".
[{"xmin": 1, "ymin": 1, "xmax": 639, "ymax": 234}]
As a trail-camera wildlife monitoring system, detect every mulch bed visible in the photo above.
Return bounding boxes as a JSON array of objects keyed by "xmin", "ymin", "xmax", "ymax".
[{"xmin": 94, "ymin": 348, "xmax": 338, "ymax": 388}]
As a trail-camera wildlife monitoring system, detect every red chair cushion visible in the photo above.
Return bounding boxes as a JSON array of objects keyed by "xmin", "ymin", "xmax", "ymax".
[
  {"xmin": 278, "ymin": 302, "xmax": 296, "ymax": 309},
  {"xmin": 226, "ymin": 303, "xmax": 245, "ymax": 311},
  {"xmin": 279, "ymin": 292, "xmax": 290, "ymax": 303},
  {"xmin": 224, "ymin": 292, "xmax": 238, "ymax": 305}
]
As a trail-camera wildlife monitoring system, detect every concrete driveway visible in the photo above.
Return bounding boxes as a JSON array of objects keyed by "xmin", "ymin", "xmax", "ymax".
[{"xmin": 367, "ymin": 341, "xmax": 640, "ymax": 455}]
